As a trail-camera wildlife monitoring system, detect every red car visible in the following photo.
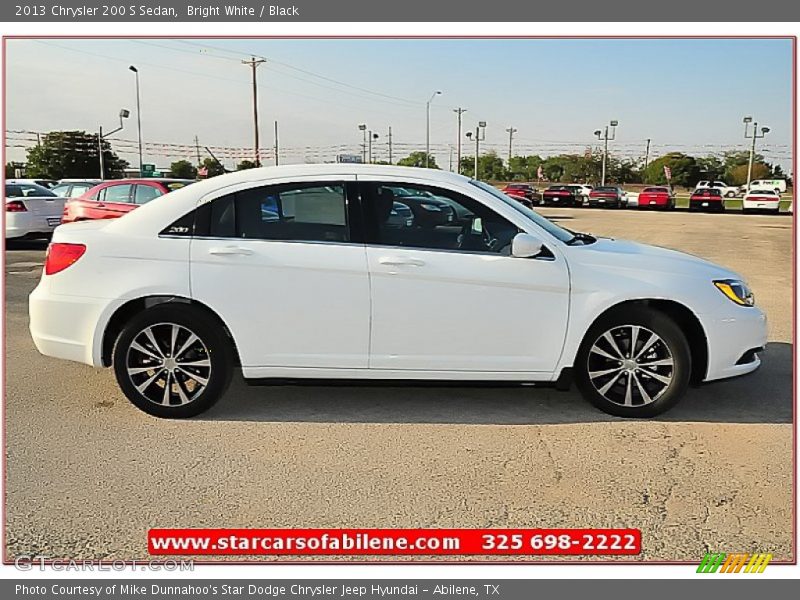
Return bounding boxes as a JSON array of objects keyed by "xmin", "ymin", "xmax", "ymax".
[
  {"xmin": 637, "ymin": 186, "xmax": 675, "ymax": 210},
  {"xmin": 689, "ymin": 188, "xmax": 724, "ymax": 212},
  {"xmin": 501, "ymin": 183, "xmax": 540, "ymax": 207},
  {"xmin": 61, "ymin": 178, "xmax": 194, "ymax": 223}
]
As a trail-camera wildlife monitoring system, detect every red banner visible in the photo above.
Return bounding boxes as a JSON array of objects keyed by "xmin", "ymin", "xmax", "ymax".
[{"xmin": 149, "ymin": 528, "xmax": 640, "ymax": 556}]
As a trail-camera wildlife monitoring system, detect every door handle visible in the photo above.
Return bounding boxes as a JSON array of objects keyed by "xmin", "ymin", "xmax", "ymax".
[
  {"xmin": 378, "ymin": 257, "xmax": 425, "ymax": 267},
  {"xmin": 208, "ymin": 246, "xmax": 254, "ymax": 256}
]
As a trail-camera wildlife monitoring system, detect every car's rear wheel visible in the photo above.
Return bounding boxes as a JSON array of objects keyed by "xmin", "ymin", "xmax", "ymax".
[
  {"xmin": 575, "ymin": 307, "xmax": 691, "ymax": 418},
  {"xmin": 113, "ymin": 304, "xmax": 234, "ymax": 418}
]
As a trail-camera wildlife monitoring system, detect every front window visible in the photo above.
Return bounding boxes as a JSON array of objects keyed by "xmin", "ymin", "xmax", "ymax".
[
  {"xmin": 363, "ymin": 182, "xmax": 519, "ymax": 254},
  {"xmin": 104, "ymin": 184, "xmax": 133, "ymax": 203},
  {"xmin": 470, "ymin": 180, "xmax": 574, "ymax": 243}
]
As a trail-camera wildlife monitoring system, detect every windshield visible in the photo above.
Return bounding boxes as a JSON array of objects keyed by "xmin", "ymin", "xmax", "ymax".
[{"xmin": 470, "ymin": 180, "xmax": 574, "ymax": 243}]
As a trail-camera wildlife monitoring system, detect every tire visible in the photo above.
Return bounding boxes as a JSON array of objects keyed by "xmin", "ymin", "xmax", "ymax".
[
  {"xmin": 112, "ymin": 304, "xmax": 234, "ymax": 418},
  {"xmin": 574, "ymin": 306, "xmax": 691, "ymax": 418}
]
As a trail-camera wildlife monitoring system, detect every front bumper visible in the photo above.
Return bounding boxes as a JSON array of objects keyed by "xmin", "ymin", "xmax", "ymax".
[{"xmin": 703, "ymin": 306, "xmax": 768, "ymax": 382}]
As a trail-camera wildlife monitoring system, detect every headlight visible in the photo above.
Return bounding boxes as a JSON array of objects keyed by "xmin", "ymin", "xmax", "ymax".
[
  {"xmin": 714, "ymin": 279, "xmax": 755, "ymax": 306},
  {"xmin": 419, "ymin": 203, "xmax": 442, "ymax": 211}
]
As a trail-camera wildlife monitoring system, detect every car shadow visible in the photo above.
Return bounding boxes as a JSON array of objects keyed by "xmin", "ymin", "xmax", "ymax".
[
  {"xmin": 5, "ymin": 238, "xmax": 50, "ymax": 251},
  {"xmin": 199, "ymin": 342, "xmax": 792, "ymax": 425}
]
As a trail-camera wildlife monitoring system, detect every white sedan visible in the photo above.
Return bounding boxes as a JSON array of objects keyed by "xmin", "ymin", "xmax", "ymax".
[
  {"xmin": 742, "ymin": 189, "xmax": 781, "ymax": 213},
  {"xmin": 29, "ymin": 165, "xmax": 767, "ymax": 419},
  {"xmin": 5, "ymin": 182, "xmax": 67, "ymax": 240}
]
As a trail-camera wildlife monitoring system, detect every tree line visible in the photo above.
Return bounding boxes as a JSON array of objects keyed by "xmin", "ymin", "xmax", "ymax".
[
  {"xmin": 6, "ymin": 130, "xmax": 789, "ymax": 189},
  {"xmin": 396, "ymin": 149, "xmax": 788, "ymax": 187}
]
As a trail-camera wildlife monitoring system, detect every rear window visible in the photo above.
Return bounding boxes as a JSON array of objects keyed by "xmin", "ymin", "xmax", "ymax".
[
  {"xmin": 750, "ymin": 189, "xmax": 777, "ymax": 196},
  {"xmin": 5, "ymin": 183, "xmax": 56, "ymax": 197},
  {"xmin": 643, "ymin": 187, "xmax": 668, "ymax": 193},
  {"xmin": 595, "ymin": 187, "xmax": 616, "ymax": 192}
]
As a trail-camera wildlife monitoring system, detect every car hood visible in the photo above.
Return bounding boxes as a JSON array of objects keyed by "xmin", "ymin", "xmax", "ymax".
[{"xmin": 570, "ymin": 237, "xmax": 741, "ymax": 280}]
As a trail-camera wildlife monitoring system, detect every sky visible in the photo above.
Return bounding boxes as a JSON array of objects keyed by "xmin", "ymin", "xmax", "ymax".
[{"xmin": 3, "ymin": 38, "xmax": 794, "ymax": 173}]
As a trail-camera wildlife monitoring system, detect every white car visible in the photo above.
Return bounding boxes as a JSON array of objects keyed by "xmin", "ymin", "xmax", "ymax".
[
  {"xmin": 571, "ymin": 184, "xmax": 593, "ymax": 201},
  {"xmin": 5, "ymin": 182, "xmax": 67, "ymax": 240},
  {"xmin": 742, "ymin": 189, "xmax": 781, "ymax": 212},
  {"xmin": 29, "ymin": 165, "xmax": 767, "ymax": 419},
  {"xmin": 695, "ymin": 180, "xmax": 739, "ymax": 198}
]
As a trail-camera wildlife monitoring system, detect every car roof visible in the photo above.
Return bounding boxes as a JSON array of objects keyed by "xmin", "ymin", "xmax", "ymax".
[{"xmin": 101, "ymin": 164, "xmax": 477, "ymax": 235}]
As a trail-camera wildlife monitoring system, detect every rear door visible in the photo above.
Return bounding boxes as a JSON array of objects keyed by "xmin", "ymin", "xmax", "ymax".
[
  {"xmin": 133, "ymin": 183, "xmax": 166, "ymax": 206},
  {"xmin": 189, "ymin": 175, "xmax": 371, "ymax": 370}
]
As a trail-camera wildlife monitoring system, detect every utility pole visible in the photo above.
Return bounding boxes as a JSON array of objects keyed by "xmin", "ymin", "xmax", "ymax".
[
  {"xmin": 194, "ymin": 135, "xmax": 202, "ymax": 167},
  {"xmin": 98, "ymin": 126, "xmax": 105, "ymax": 180},
  {"xmin": 387, "ymin": 126, "xmax": 393, "ymax": 164},
  {"xmin": 505, "ymin": 126, "xmax": 517, "ymax": 167},
  {"xmin": 242, "ymin": 56, "xmax": 266, "ymax": 166},
  {"xmin": 743, "ymin": 116, "xmax": 770, "ymax": 188},
  {"xmin": 594, "ymin": 120, "xmax": 619, "ymax": 186},
  {"xmin": 274, "ymin": 121, "xmax": 279, "ymax": 166},
  {"xmin": 644, "ymin": 138, "xmax": 651, "ymax": 171},
  {"xmin": 448, "ymin": 145, "xmax": 453, "ymax": 172},
  {"xmin": 453, "ymin": 107, "xmax": 467, "ymax": 174}
]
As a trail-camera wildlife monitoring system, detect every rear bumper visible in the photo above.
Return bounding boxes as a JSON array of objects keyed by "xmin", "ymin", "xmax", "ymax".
[
  {"xmin": 690, "ymin": 200, "xmax": 724, "ymax": 211},
  {"xmin": 703, "ymin": 306, "xmax": 768, "ymax": 382},
  {"xmin": 5, "ymin": 212, "xmax": 58, "ymax": 239},
  {"xmin": 743, "ymin": 199, "xmax": 780, "ymax": 211},
  {"xmin": 29, "ymin": 282, "xmax": 110, "ymax": 367}
]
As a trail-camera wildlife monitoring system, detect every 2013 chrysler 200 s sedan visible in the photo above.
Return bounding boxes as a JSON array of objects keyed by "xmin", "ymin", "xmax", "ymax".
[{"xmin": 29, "ymin": 165, "xmax": 767, "ymax": 419}]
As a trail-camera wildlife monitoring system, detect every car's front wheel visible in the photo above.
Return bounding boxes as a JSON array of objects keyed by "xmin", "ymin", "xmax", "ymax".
[
  {"xmin": 575, "ymin": 307, "xmax": 691, "ymax": 418},
  {"xmin": 113, "ymin": 304, "xmax": 234, "ymax": 418}
]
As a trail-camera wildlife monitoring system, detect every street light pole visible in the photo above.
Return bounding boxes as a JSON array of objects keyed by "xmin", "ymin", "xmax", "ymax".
[
  {"xmin": 466, "ymin": 122, "xmax": 486, "ymax": 180},
  {"xmin": 594, "ymin": 120, "xmax": 618, "ymax": 186},
  {"xmin": 453, "ymin": 107, "xmax": 467, "ymax": 174},
  {"xmin": 743, "ymin": 116, "xmax": 770, "ymax": 188},
  {"xmin": 358, "ymin": 124, "xmax": 367, "ymax": 163},
  {"xmin": 425, "ymin": 91, "xmax": 442, "ymax": 168},
  {"xmin": 128, "ymin": 66, "xmax": 143, "ymax": 176},
  {"xmin": 98, "ymin": 109, "xmax": 129, "ymax": 180}
]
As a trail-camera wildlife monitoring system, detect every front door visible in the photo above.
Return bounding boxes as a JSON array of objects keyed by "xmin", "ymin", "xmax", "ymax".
[{"xmin": 360, "ymin": 181, "xmax": 570, "ymax": 374}]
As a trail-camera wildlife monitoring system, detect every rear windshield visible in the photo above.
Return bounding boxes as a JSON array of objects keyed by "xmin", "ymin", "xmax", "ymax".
[
  {"xmin": 594, "ymin": 187, "xmax": 617, "ymax": 192},
  {"xmin": 643, "ymin": 187, "xmax": 668, "ymax": 193},
  {"xmin": 695, "ymin": 189, "xmax": 721, "ymax": 196},
  {"xmin": 546, "ymin": 186, "xmax": 566, "ymax": 191},
  {"xmin": 750, "ymin": 189, "xmax": 777, "ymax": 195},
  {"xmin": 5, "ymin": 183, "xmax": 56, "ymax": 197}
]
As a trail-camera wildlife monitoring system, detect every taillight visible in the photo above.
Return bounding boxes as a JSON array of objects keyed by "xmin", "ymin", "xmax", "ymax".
[
  {"xmin": 44, "ymin": 243, "xmax": 86, "ymax": 275},
  {"xmin": 6, "ymin": 200, "xmax": 27, "ymax": 212}
]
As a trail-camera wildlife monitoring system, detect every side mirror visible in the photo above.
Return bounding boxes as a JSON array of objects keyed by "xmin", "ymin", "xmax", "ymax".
[{"xmin": 511, "ymin": 232, "xmax": 544, "ymax": 258}]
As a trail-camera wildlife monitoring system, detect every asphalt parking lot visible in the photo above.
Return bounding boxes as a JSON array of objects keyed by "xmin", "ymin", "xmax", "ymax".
[{"xmin": 4, "ymin": 207, "xmax": 794, "ymax": 562}]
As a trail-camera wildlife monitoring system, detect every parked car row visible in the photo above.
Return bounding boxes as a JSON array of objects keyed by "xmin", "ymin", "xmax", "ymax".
[
  {"xmin": 5, "ymin": 177, "xmax": 195, "ymax": 239},
  {"xmin": 498, "ymin": 182, "xmax": 788, "ymax": 214}
]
